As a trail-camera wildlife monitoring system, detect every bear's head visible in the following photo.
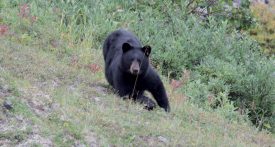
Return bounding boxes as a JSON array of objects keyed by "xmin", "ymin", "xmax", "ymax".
[{"xmin": 121, "ymin": 42, "xmax": 151, "ymax": 75}]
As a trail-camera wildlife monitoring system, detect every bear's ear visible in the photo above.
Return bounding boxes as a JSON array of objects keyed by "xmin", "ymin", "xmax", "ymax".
[
  {"xmin": 142, "ymin": 45, "xmax": 151, "ymax": 57},
  {"xmin": 122, "ymin": 43, "xmax": 132, "ymax": 53}
]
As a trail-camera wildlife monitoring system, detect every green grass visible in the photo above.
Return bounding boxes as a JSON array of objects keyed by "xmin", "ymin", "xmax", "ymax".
[
  {"xmin": 0, "ymin": 0, "xmax": 275, "ymax": 146},
  {"xmin": 0, "ymin": 36, "xmax": 274, "ymax": 146}
]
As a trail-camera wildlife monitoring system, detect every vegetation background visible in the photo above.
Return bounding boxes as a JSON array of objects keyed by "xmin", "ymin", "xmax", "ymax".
[{"xmin": 0, "ymin": 0, "xmax": 274, "ymax": 146}]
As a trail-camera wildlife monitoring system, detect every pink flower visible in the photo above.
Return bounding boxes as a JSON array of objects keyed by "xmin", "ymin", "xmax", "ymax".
[
  {"xmin": 0, "ymin": 25, "xmax": 9, "ymax": 36},
  {"xmin": 89, "ymin": 64, "xmax": 101, "ymax": 73},
  {"xmin": 31, "ymin": 16, "xmax": 38, "ymax": 23},
  {"xmin": 19, "ymin": 4, "xmax": 30, "ymax": 18},
  {"xmin": 170, "ymin": 79, "xmax": 182, "ymax": 90}
]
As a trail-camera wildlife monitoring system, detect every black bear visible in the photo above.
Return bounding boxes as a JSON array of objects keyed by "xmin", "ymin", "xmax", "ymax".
[{"xmin": 103, "ymin": 29, "xmax": 170, "ymax": 112}]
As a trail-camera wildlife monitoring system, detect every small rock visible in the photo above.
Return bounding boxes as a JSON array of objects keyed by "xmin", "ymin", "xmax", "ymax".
[
  {"xmin": 74, "ymin": 142, "xmax": 86, "ymax": 147},
  {"xmin": 94, "ymin": 97, "xmax": 101, "ymax": 103},
  {"xmin": 158, "ymin": 136, "xmax": 169, "ymax": 144},
  {"xmin": 3, "ymin": 100, "xmax": 13, "ymax": 110}
]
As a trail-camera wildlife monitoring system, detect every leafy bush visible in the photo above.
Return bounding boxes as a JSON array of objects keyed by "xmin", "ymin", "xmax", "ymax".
[
  {"xmin": 182, "ymin": 0, "xmax": 254, "ymax": 30},
  {"xmin": 250, "ymin": 1, "xmax": 275, "ymax": 55},
  {"xmin": 196, "ymin": 54, "xmax": 275, "ymax": 131},
  {"xmin": 129, "ymin": 1, "xmax": 275, "ymax": 132}
]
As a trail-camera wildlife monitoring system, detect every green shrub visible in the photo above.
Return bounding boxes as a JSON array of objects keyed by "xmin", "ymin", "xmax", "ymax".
[
  {"xmin": 250, "ymin": 1, "xmax": 275, "ymax": 55},
  {"xmin": 196, "ymin": 53, "xmax": 275, "ymax": 131},
  {"xmin": 126, "ymin": 1, "xmax": 275, "ymax": 131},
  {"xmin": 182, "ymin": 0, "xmax": 254, "ymax": 30}
]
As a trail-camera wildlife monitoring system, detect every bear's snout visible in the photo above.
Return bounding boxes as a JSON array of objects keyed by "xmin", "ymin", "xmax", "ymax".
[{"xmin": 130, "ymin": 60, "xmax": 140, "ymax": 75}]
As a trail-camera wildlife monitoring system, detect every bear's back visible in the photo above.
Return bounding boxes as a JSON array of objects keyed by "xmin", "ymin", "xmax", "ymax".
[{"xmin": 103, "ymin": 29, "xmax": 143, "ymax": 87}]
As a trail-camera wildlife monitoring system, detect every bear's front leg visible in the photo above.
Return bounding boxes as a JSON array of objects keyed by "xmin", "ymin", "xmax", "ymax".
[
  {"xmin": 135, "ymin": 93, "xmax": 156, "ymax": 110},
  {"xmin": 145, "ymin": 70, "xmax": 170, "ymax": 112}
]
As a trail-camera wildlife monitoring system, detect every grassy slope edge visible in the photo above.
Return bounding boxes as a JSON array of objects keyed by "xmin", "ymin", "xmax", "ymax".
[{"xmin": 0, "ymin": 39, "xmax": 274, "ymax": 146}]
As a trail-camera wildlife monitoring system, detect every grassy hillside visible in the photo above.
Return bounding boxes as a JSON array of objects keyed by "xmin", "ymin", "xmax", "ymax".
[{"xmin": 0, "ymin": 0, "xmax": 275, "ymax": 146}]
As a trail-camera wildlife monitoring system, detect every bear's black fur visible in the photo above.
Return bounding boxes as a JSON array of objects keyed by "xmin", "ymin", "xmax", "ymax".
[{"xmin": 103, "ymin": 29, "xmax": 170, "ymax": 112}]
